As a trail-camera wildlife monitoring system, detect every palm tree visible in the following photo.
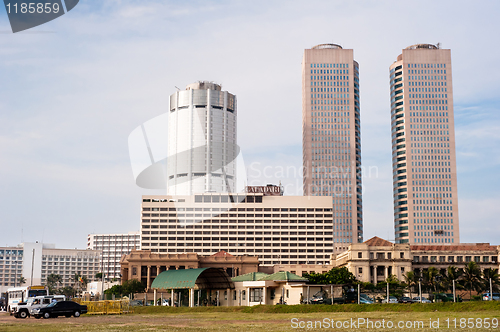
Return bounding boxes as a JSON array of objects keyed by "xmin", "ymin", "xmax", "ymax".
[
  {"xmin": 423, "ymin": 267, "xmax": 440, "ymax": 294},
  {"xmin": 462, "ymin": 261, "xmax": 482, "ymax": 300},
  {"xmin": 482, "ymin": 268, "xmax": 500, "ymax": 293},
  {"xmin": 46, "ymin": 274, "xmax": 63, "ymax": 293},
  {"xmin": 403, "ymin": 271, "xmax": 416, "ymax": 298},
  {"xmin": 18, "ymin": 276, "xmax": 26, "ymax": 285},
  {"xmin": 444, "ymin": 266, "xmax": 463, "ymax": 293}
]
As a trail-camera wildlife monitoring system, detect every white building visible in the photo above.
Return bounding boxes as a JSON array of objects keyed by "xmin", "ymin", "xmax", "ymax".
[
  {"xmin": 167, "ymin": 81, "xmax": 238, "ymax": 195},
  {"xmin": 0, "ymin": 242, "xmax": 101, "ymax": 294},
  {"xmin": 141, "ymin": 187, "xmax": 336, "ymax": 266},
  {"xmin": 87, "ymin": 232, "xmax": 140, "ymax": 280}
]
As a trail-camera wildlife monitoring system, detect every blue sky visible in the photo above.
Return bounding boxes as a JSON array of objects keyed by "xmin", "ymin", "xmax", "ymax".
[{"xmin": 0, "ymin": 0, "xmax": 499, "ymax": 249}]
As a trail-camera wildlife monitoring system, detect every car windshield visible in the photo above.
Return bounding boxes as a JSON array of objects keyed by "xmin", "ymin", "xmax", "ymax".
[{"xmin": 47, "ymin": 301, "xmax": 57, "ymax": 307}]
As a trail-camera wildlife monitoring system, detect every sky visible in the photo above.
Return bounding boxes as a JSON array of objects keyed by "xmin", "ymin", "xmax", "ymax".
[{"xmin": 0, "ymin": 0, "xmax": 499, "ymax": 249}]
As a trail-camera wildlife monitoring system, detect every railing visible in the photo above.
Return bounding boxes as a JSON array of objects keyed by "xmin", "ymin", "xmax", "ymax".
[{"xmin": 74, "ymin": 300, "xmax": 132, "ymax": 315}]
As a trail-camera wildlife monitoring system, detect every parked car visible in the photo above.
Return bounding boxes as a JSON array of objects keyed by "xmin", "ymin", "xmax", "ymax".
[
  {"xmin": 129, "ymin": 300, "xmax": 143, "ymax": 306},
  {"xmin": 359, "ymin": 297, "xmax": 373, "ymax": 304},
  {"xmin": 14, "ymin": 295, "xmax": 66, "ymax": 318},
  {"xmin": 32, "ymin": 301, "xmax": 87, "ymax": 319},
  {"xmin": 398, "ymin": 296, "xmax": 415, "ymax": 304},
  {"xmin": 412, "ymin": 296, "xmax": 431, "ymax": 303},
  {"xmin": 382, "ymin": 296, "xmax": 398, "ymax": 303},
  {"xmin": 482, "ymin": 293, "xmax": 500, "ymax": 301}
]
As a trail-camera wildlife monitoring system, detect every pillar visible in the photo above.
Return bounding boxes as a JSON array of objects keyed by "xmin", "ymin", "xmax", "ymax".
[
  {"xmin": 226, "ymin": 288, "xmax": 231, "ymax": 306},
  {"xmin": 189, "ymin": 288, "xmax": 194, "ymax": 307},
  {"xmin": 384, "ymin": 265, "xmax": 388, "ymax": 280},
  {"xmin": 263, "ymin": 286, "xmax": 267, "ymax": 305},
  {"xmin": 154, "ymin": 289, "xmax": 157, "ymax": 306},
  {"xmin": 171, "ymin": 289, "xmax": 174, "ymax": 307},
  {"xmin": 246, "ymin": 287, "xmax": 250, "ymax": 306},
  {"xmin": 147, "ymin": 265, "xmax": 151, "ymax": 290},
  {"xmin": 157, "ymin": 265, "xmax": 161, "ymax": 276},
  {"xmin": 373, "ymin": 265, "xmax": 378, "ymax": 285}
]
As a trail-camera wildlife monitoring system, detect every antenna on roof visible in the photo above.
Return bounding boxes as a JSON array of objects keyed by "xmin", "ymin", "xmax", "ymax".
[
  {"xmin": 174, "ymin": 86, "xmax": 180, "ymax": 91},
  {"xmin": 436, "ymin": 42, "xmax": 441, "ymax": 49}
]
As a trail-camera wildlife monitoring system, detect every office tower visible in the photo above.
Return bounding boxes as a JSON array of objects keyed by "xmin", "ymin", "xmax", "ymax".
[
  {"xmin": 87, "ymin": 232, "xmax": 141, "ymax": 280},
  {"xmin": 302, "ymin": 44, "xmax": 363, "ymax": 251},
  {"xmin": 167, "ymin": 81, "xmax": 237, "ymax": 195},
  {"xmin": 389, "ymin": 44, "xmax": 460, "ymax": 244}
]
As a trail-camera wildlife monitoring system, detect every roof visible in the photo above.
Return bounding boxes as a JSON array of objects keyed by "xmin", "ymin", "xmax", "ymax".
[
  {"xmin": 258, "ymin": 271, "xmax": 308, "ymax": 282},
  {"xmin": 151, "ymin": 267, "xmax": 234, "ymax": 290},
  {"xmin": 210, "ymin": 250, "xmax": 234, "ymax": 257},
  {"xmin": 231, "ymin": 272, "xmax": 269, "ymax": 282},
  {"xmin": 364, "ymin": 236, "xmax": 393, "ymax": 247},
  {"xmin": 411, "ymin": 244, "xmax": 497, "ymax": 252}
]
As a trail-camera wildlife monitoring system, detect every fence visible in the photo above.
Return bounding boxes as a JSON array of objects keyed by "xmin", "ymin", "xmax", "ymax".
[{"xmin": 74, "ymin": 300, "xmax": 132, "ymax": 315}]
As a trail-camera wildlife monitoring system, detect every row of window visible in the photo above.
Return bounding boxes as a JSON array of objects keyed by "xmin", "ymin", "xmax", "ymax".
[{"xmin": 310, "ymin": 63, "xmax": 349, "ymax": 69}]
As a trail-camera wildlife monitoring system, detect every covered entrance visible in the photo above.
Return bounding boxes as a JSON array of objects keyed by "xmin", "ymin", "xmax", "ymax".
[{"xmin": 151, "ymin": 267, "xmax": 234, "ymax": 307}]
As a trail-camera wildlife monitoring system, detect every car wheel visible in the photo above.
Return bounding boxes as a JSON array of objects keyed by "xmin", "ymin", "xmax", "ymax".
[
  {"xmin": 19, "ymin": 310, "xmax": 28, "ymax": 319},
  {"xmin": 43, "ymin": 312, "xmax": 50, "ymax": 319},
  {"xmin": 74, "ymin": 311, "xmax": 80, "ymax": 318}
]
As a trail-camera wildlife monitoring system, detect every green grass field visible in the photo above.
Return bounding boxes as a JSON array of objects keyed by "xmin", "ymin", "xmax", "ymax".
[{"xmin": 2, "ymin": 302, "xmax": 500, "ymax": 331}]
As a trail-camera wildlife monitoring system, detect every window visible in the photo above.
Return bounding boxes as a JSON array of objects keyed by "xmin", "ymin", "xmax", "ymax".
[
  {"xmin": 358, "ymin": 267, "xmax": 363, "ymax": 274},
  {"xmin": 400, "ymin": 252, "xmax": 404, "ymax": 259},
  {"xmin": 242, "ymin": 290, "xmax": 246, "ymax": 301},
  {"xmin": 358, "ymin": 252, "xmax": 362, "ymax": 258}
]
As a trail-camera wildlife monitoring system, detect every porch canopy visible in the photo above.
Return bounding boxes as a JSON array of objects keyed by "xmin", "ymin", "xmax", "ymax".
[{"xmin": 151, "ymin": 267, "xmax": 234, "ymax": 290}]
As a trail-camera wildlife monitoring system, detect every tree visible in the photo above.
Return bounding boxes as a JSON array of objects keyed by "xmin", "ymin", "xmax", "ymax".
[
  {"xmin": 122, "ymin": 279, "xmax": 146, "ymax": 295},
  {"xmin": 402, "ymin": 271, "xmax": 416, "ymax": 298},
  {"xmin": 58, "ymin": 286, "xmax": 76, "ymax": 298},
  {"xmin": 443, "ymin": 266, "xmax": 463, "ymax": 293},
  {"xmin": 95, "ymin": 272, "xmax": 103, "ymax": 279},
  {"xmin": 462, "ymin": 262, "xmax": 482, "ymax": 299},
  {"xmin": 18, "ymin": 276, "xmax": 26, "ymax": 285},
  {"xmin": 304, "ymin": 267, "xmax": 356, "ymax": 285},
  {"xmin": 46, "ymin": 274, "xmax": 63, "ymax": 293},
  {"xmin": 482, "ymin": 268, "xmax": 500, "ymax": 293},
  {"xmin": 423, "ymin": 267, "xmax": 440, "ymax": 294}
]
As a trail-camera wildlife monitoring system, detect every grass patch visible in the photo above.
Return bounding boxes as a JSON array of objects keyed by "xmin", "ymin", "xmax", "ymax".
[{"xmin": 132, "ymin": 301, "xmax": 500, "ymax": 314}]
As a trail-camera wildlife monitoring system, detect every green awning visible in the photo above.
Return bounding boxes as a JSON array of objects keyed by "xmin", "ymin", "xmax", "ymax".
[
  {"xmin": 258, "ymin": 271, "xmax": 308, "ymax": 282},
  {"xmin": 151, "ymin": 267, "xmax": 234, "ymax": 290},
  {"xmin": 231, "ymin": 272, "xmax": 269, "ymax": 282}
]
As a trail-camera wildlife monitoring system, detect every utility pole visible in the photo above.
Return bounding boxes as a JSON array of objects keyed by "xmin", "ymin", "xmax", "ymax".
[
  {"xmin": 490, "ymin": 278, "xmax": 493, "ymax": 301},
  {"xmin": 419, "ymin": 278, "xmax": 422, "ymax": 303},
  {"xmin": 453, "ymin": 279, "xmax": 456, "ymax": 302},
  {"xmin": 30, "ymin": 249, "xmax": 35, "ymax": 287}
]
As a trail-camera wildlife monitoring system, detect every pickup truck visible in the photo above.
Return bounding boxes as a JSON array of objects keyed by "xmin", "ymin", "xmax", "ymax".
[{"xmin": 13, "ymin": 295, "xmax": 66, "ymax": 318}]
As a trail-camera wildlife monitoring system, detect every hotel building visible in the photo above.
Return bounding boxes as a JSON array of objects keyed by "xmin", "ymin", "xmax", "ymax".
[
  {"xmin": 140, "ymin": 187, "xmax": 335, "ymax": 266},
  {"xmin": 301, "ymin": 44, "xmax": 363, "ymax": 251},
  {"xmin": 167, "ymin": 81, "xmax": 238, "ymax": 195},
  {"xmin": 389, "ymin": 44, "xmax": 459, "ymax": 245},
  {"xmin": 87, "ymin": 232, "xmax": 141, "ymax": 280}
]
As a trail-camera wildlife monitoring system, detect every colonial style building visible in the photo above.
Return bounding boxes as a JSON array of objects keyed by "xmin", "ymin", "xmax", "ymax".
[
  {"xmin": 120, "ymin": 250, "xmax": 259, "ymax": 291},
  {"xmin": 333, "ymin": 237, "xmax": 500, "ymax": 283}
]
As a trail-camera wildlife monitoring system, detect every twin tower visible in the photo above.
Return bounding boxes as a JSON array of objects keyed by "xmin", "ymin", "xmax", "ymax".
[{"xmin": 166, "ymin": 44, "xmax": 459, "ymax": 247}]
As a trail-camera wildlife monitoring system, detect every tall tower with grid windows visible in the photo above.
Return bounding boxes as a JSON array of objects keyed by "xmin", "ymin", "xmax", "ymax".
[
  {"xmin": 301, "ymin": 44, "xmax": 363, "ymax": 252},
  {"xmin": 389, "ymin": 44, "xmax": 460, "ymax": 245}
]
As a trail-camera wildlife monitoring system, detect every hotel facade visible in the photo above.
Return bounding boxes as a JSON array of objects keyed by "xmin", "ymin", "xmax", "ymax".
[{"xmin": 140, "ymin": 187, "xmax": 336, "ymax": 266}]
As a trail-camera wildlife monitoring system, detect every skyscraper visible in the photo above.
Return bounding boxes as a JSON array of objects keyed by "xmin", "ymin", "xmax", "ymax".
[
  {"xmin": 389, "ymin": 44, "xmax": 460, "ymax": 245},
  {"xmin": 167, "ymin": 81, "xmax": 237, "ymax": 195},
  {"xmin": 302, "ymin": 44, "xmax": 363, "ymax": 251}
]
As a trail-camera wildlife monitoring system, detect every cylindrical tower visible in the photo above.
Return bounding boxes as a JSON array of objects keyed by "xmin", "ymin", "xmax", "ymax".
[{"xmin": 167, "ymin": 81, "xmax": 237, "ymax": 195}]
